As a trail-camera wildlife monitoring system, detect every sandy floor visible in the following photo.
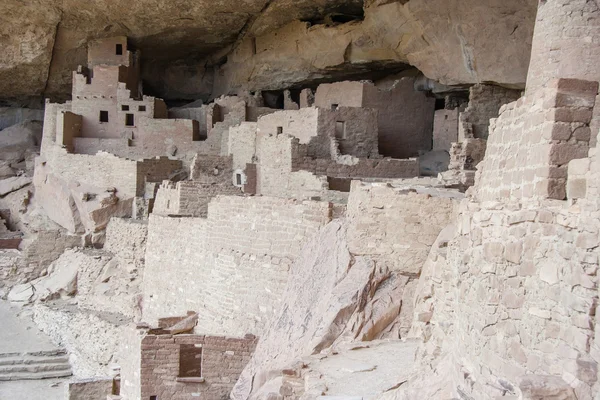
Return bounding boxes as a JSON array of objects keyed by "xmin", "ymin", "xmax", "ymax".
[
  {"xmin": 0, "ymin": 301, "xmax": 57, "ymax": 354},
  {"xmin": 0, "ymin": 301, "xmax": 68, "ymax": 400},
  {"xmin": 0, "ymin": 378, "xmax": 67, "ymax": 400}
]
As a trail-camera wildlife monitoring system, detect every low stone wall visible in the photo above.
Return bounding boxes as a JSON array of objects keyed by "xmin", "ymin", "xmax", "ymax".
[
  {"xmin": 153, "ymin": 180, "xmax": 242, "ymax": 217},
  {"xmin": 137, "ymin": 333, "xmax": 256, "ymax": 400}
]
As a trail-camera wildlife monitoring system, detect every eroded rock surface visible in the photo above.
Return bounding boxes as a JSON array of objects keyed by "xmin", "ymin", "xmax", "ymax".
[{"xmin": 0, "ymin": 0, "xmax": 537, "ymax": 102}]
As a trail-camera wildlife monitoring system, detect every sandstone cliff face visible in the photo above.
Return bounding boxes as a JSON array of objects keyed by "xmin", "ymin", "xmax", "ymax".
[
  {"xmin": 0, "ymin": 0, "xmax": 537, "ymax": 103},
  {"xmin": 216, "ymin": 0, "xmax": 537, "ymax": 96}
]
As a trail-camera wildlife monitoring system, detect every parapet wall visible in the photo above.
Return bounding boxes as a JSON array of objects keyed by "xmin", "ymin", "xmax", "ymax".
[
  {"xmin": 153, "ymin": 181, "xmax": 241, "ymax": 218},
  {"xmin": 142, "ymin": 196, "xmax": 331, "ymax": 336}
]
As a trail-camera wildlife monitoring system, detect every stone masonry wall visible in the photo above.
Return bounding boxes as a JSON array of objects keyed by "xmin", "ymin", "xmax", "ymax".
[
  {"xmin": 476, "ymin": 79, "xmax": 597, "ymax": 202},
  {"xmin": 399, "ymin": 78, "xmax": 600, "ymax": 400},
  {"xmin": 142, "ymin": 196, "xmax": 331, "ymax": 336},
  {"xmin": 459, "ymin": 84, "xmax": 521, "ymax": 140},
  {"xmin": 433, "ymin": 108, "xmax": 459, "ymax": 151},
  {"xmin": 346, "ymin": 182, "xmax": 457, "ymax": 275},
  {"xmin": 138, "ymin": 333, "xmax": 256, "ymax": 400},
  {"xmin": 153, "ymin": 181, "xmax": 242, "ymax": 218}
]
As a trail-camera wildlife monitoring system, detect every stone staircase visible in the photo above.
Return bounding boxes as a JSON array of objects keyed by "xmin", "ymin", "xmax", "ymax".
[{"xmin": 0, "ymin": 349, "xmax": 72, "ymax": 381}]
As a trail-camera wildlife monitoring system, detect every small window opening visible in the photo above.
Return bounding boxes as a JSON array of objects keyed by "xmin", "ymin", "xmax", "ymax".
[
  {"xmin": 116, "ymin": 44, "xmax": 123, "ymax": 55},
  {"xmin": 122, "ymin": 105, "xmax": 130, "ymax": 111},
  {"xmin": 99, "ymin": 111, "xmax": 109, "ymax": 123},
  {"xmin": 179, "ymin": 344, "xmax": 202, "ymax": 378},
  {"xmin": 331, "ymin": 104, "xmax": 339, "ymax": 111},
  {"xmin": 335, "ymin": 121, "xmax": 346, "ymax": 139},
  {"xmin": 445, "ymin": 115, "xmax": 448, "ymax": 120},
  {"xmin": 125, "ymin": 113, "xmax": 134, "ymax": 127},
  {"xmin": 139, "ymin": 105, "xmax": 147, "ymax": 112},
  {"xmin": 86, "ymin": 70, "xmax": 93, "ymax": 85},
  {"xmin": 276, "ymin": 126, "xmax": 283, "ymax": 135},
  {"xmin": 251, "ymin": 38, "xmax": 257, "ymax": 55},
  {"xmin": 150, "ymin": 396, "xmax": 157, "ymax": 400},
  {"xmin": 236, "ymin": 174, "xmax": 242, "ymax": 186}
]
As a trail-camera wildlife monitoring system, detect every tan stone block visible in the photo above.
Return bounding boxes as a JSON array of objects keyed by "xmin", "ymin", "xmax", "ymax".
[
  {"xmin": 575, "ymin": 233, "xmax": 599, "ymax": 249},
  {"xmin": 539, "ymin": 262, "xmax": 559, "ymax": 285},
  {"xmin": 549, "ymin": 143, "xmax": 589, "ymax": 166},
  {"xmin": 567, "ymin": 178, "xmax": 587, "ymax": 199},
  {"xmin": 483, "ymin": 242, "xmax": 505, "ymax": 262},
  {"xmin": 541, "ymin": 122, "xmax": 572, "ymax": 140},
  {"xmin": 503, "ymin": 242, "xmax": 523, "ymax": 264}
]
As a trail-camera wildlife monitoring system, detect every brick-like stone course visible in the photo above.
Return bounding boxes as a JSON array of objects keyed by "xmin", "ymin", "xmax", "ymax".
[
  {"xmin": 476, "ymin": 79, "xmax": 598, "ymax": 201},
  {"xmin": 142, "ymin": 196, "xmax": 331, "ymax": 336},
  {"xmin": 138, "ymin": 333, "xmax": 256, "ymax": 400}
]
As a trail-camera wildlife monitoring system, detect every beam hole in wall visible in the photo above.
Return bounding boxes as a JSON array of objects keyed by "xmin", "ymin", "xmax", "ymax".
[
  {"xmin": 179, "ymin": 344, "xmax": 203, "ymax": 378},
  {"xmin": 99, "ymin": 110, "xmax": 109, "ymax": 123},
  {"xmin": 122, "ymin": 105, "xmax": 130, "ymax": 111},
  {"xmin": 116, "ymin": 43, "xmax": 123, "ymax": 55},
  {"xmin": 139, "ymin": 105, "xmax": 147, "ymax": 112},
  {"xmin": 126, "ymin": 113, "xmax": 134, "ymax": 126}
]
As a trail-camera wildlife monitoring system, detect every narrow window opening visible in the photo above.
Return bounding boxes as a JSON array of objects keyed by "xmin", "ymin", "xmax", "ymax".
[
  {"xmin": 122, "ymin": 105, "xmax": 130, "ymax": 111},
  {"xmin": 99, "ymin": 111, "xmax": 109, "ymax": 123},
  {"xmin": 179, "ymin": 344, "xmax": 202, "ymax": 378},
  {"xmin": 331, "ymin": 104, "xmax": 339, "ymax": 111},
  {"xmin": 116, "ymin": 44, "xmax": 123, "ymax": 55},
  {"xmin": 126, "ymin": 113, "xmax": 135, "ymax": 127},
  {"xmin": 139, "ymin": 105, "xmax": 147, "ymax": 112},
  {"xmin": 276, "ymin": 126, "xmax": 283, "ymax": 135},
  {"xmin": 251, "ymin": 38, "xmax": 257, "ymax": 55},
  {"xmin": 335, "ymin": 121, "xmax": 346, "ymax": 139},
  {"xmin": 86, "ymin": 70, "xmax": 93, "ymax": 85},
  {"xmin": 236, "ymin": 174, "xmax": 242, "ymax": 186}
]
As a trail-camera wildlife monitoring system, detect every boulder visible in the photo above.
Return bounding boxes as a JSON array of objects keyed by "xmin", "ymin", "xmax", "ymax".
[
  {"xmin": 0, "ymin": 176, "xmax": 32, "ymax": 196},
  {"xmin": 7, "ymin": 283, "xmax": 34, "ymax": 303}
]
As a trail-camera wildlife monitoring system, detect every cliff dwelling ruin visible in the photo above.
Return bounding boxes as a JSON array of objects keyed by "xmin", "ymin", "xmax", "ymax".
[{"xmin": 0, "ymin": 0, "xmax": 599, "ymax": 399}]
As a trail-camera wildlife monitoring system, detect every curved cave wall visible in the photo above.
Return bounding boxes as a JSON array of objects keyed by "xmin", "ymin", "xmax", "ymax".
[{"xmin": 0, "ymin": 0, "xmax": 538, "ymax": 106}]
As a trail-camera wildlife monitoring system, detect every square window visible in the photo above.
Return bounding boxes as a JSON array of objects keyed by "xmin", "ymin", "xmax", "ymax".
[
  {"xmin": 139, "ymin": 105, "xmax": 147, "ymax": 112},
  {"xmin": 125, "ymin": 113, "xmax": 135, "ymax": 127},
  {"xmin": 276, "ymin": 126, "xmax": 283, "ymax": 135},
  {"xmin": 121, "ymin": 105, "xmax": 130, "ymax": 111},
  {"xmin": 99, "ymin": 111, "xmax": 109, "ymax": 123},
  {"xmin": 179, "ymin": 344, "xmax": 202, "ymax": 378},
  {"xmin": 331, "ymin": 104, "xmax": 339, "ymax": 111},
  {"xmin": 116, "ymin": 44, "xmax": 123, "ymax": 55}
]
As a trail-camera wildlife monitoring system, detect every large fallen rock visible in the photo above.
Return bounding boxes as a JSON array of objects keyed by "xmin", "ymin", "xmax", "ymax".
[
  {"xmin": 0, "ymin": 120, "xmax": 42, "ymax": 164},
  {"xmin": 33, "ymin": 159, "xmax": 133, "ymax": 234},
  {"xmin": 0, "ymin": 176, "xmax": 32, "ymax": 197},
  {"xmin": 232, "ymin": 221, "xmax": 417, "ymax": 399}
]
